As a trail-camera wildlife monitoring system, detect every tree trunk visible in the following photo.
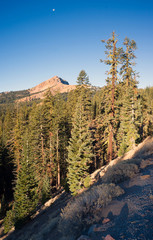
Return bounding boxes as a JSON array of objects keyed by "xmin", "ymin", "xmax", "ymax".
[
  {"xmin": 107, "ymin": 32, "xmax": 117, "ymax": 162},
  {"xmin": 41, "ymin": 125, "xmax": 45, "ymax": 172},
  {"xmin": 57, "ymin": 128, "xmax": 60, "ymax": 189},
  {"xmin": 49, "ymin": 132, "xmax": 53, "ymax": 185}
]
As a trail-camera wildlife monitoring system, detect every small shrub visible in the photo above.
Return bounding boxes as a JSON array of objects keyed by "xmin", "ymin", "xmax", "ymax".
[
  {"xmin": 118, "ymin": 142, "xmax": 127, "ymax": 157},
  {"xmin": 3, "ymin": 210, "xmax": 15, "ymax": 234},
  {"xmin": 84, "ymin": 175, "xmax": 91, "ymax": 188},
  {"xmin": 102, "ymin": 162, "xmax": 139, "ymax": 184},
  {"xmin": 58, "ymin": 183, "xmax": 124, "ymax": 240},
  {"xmin": 125, "ymin": 157, "xmax": 143, "ymax": 166}
]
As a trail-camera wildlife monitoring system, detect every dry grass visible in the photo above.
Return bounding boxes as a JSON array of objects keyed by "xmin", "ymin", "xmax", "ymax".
[{"xmin": 58, "ymin": 183, "xmax": 124, "ymax": 240}]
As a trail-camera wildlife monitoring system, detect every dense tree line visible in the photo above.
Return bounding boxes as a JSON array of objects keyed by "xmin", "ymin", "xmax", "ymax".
[{"xmin": 0, "ymin": 33, "xmax": 153, "ymax": 232}]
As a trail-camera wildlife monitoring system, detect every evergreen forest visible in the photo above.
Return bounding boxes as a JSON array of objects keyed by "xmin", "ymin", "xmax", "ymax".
[{"xmin": 0, "ymin": 32, "xmax": 153, "ymax": 232}]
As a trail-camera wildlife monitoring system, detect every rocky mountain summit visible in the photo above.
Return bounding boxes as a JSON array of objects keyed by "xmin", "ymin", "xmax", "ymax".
[{"xmin": 19, "ymin": 76, "xmax": 76, "ymax": 102}]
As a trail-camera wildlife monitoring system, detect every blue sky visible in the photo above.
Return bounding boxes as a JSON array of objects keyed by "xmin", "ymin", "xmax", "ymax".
[{"xmin": 0, "ymin": 0, "xmax": 153, "ymax": 92}]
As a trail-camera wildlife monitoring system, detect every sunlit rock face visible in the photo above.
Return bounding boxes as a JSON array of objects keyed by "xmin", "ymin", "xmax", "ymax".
[{"xmin": 18, "ymin": 76, "xmax": 76, "ymax": 102}]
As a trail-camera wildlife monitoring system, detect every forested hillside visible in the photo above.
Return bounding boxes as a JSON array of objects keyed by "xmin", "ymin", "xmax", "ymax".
[
  {"xmin": 0, "ymin": 90, "xmax": 30, "ymax": 104},
  {"xmin": 0, "ymin": 32, "xmax": 153, "ymax": 234}
]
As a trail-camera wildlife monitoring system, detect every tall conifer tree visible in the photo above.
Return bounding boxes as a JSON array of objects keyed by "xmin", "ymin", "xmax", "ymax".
[
  {"xmin": 67, "ymin": 97, "xmax": 93, "ymax": 195},
  {"xmin": 120, "ymin": 37, "xmax": 138, "ymax": 87},
  {"xmin": 77, "ymin": 70, "xmax": 90, "ymax": 85},
  {"xmin": 28, "ymin": 103, "xmax": 50, "ymax": 202},
  {"xmin": 101, "ymin": 31, "xmax": 120, "ymax": 161},
  {"xmin": 13, "ymin": 134, "xmax": 38, "ymax": 227},
  {"xmin": 118, "ymin": 37, "xmax": 140, "ymax": 154}
]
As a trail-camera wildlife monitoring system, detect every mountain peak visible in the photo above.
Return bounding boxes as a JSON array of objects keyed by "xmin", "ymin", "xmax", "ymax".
[
  {"xmin": 52, "ymin": 76, "xmax": 69, "ymax": 85},
  {"xmin": 30, "ymin": 76, "xmax": 69, "ymax": 94},
  {"xmin": 19, "ymin": 76, "xmax": 76, "ymax": 102}
]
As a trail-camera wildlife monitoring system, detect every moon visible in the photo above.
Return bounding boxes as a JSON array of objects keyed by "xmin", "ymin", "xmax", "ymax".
[{"xmin": 52, "ymin": 9, "xmax": 55, "ymax": 12}]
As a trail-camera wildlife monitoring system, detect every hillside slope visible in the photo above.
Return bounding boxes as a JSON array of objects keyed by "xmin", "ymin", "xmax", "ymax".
[
  {"xmin": 80, "ymin": 156, "xmax": 153, "ymax": 240},
  {"xmin": 1, "ymin": 137, "xmax": 153, "ymax": 240}
]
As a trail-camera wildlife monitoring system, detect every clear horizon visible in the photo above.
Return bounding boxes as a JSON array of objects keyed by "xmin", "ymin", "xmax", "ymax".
[{"xmin": 0, "ymin": 0, "xmax": 153, "ymax": 92}]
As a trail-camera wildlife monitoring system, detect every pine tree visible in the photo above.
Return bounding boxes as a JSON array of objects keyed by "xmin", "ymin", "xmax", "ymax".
[
  {"xmin": 0, "ymin": 107, "xmax": 14, "ymax": 215},
  {"xmin": 2, "ymin": 106, "xmax": 15, "ymax": 145},
  {"xmin": 76, "ymin": 70, "xmax": 92, "ymax": 120},
  {"xmin": 91, "ymin": 87, "xmax": 110, "ymax": 168},
  {"xmin": 13, "ymin": 134, "xmax": 38, "ymax": 228},
  {"xmin": 141, "ymin": 87, "xmax": 153, "ymax": 137},
  {"xmin": 118, "ymin": 37, "xmax": 140, "ymax": 154},
  {"xmin": 51, "ymin": 93, "xmax": 71, "ymax": 189},
  {"xmin": 67, "ymin": 97, "xmax": 93, "ymax": 195},
  {"xmin": 28, "ymin": 103, "xmax": 50, "ymax": 202},
  {"xmin": 101, "ymin": 31, "xmax": 121, "ymax": 161},
  {"xmin": 117, "ymin": 88, "xmax": 139, "ymax": 155},
  {"xmin": 40, "ymin": 91, "xmax": 71, "ymax": 191},
  {"xmin": 120, "ymin": 37, "xmax": 138, "ymax": 87},
  {"xmin": 12, "ymin": 103, "xmax": 29, "ymax": 174},
  {"xmin": 41, "ymin": 91, "xmax": 55, "ymax": 192},
  {"xmin": 67, "ymin": 84, "xmax": 92, "ymax": 120},
  {"xmin": 76, "ymin": 70, "xmax": 90, "ymax": 85}
]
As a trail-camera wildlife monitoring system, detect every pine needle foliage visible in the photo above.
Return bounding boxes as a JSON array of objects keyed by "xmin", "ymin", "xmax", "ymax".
[
  {"xmin": 67, "ymin": 97, "xmax": 93, "ymax": 195},
  {"xmin": 13, "ymin": 138, "xmax": 38, "ymax": 228},
  {"xmin": 117, "ymin": 37, "xmax": 140, "ymax": 155},
  {"xmin": 76, "ymin": 70, "xmax": 90, "ymax": 86},
  {"xmin": 120, "ymin": 37, "xmax": 138, "ymax": 87},
  {"xmin": 101, "ymin": 31, "xmax": 121, "ymax": 161}
]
